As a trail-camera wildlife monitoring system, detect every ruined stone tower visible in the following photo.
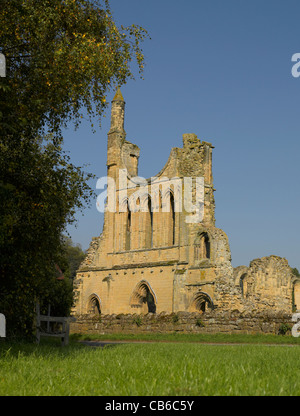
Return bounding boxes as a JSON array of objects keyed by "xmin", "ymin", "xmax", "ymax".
[{"xmin": 72, "ymin": 90, "xmax": 299, "ymax": 317}]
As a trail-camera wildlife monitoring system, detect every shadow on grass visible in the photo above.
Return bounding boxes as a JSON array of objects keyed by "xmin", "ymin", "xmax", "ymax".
[
  {"xmin": 0, "ymin": 336, "xmax": 119, "ymax": 359},
  {"xmin": 1, "ymin": 331, "xmax": 299, "ymax": 359},
  {"xmin": 69, "ymin": 331, "xmax": 300, "ymax": 345}
]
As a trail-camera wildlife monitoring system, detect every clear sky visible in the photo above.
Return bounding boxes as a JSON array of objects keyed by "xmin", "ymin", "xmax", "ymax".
[{"xmin": 62, "ymin": 0, "xmax": 300, "ymax": 270}]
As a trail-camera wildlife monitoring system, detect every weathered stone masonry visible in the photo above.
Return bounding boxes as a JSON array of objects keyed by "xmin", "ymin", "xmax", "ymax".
[
  {"xmin": 70, "ymin": 311, "xmax": 294, "ymax": 336},
  {"xmin": 71, "ymin": 89, "xmax": 300, "ymax": 333}
]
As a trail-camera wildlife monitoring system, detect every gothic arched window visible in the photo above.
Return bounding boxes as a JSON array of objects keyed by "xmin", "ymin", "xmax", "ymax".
[
  {"xmin": 125, "ymin": 201, "xmax": 131, "ymax": 250},
  {"xmin": 170, "ymin": 192, "xmax": 175, "ymax": 245},
  {"xmin": 194, "ymin": 232, "xmax": 210, "ymax": 261},
  {"xmin": 145, "ymin": 195, "xmax": 153, "ymax": 249}
]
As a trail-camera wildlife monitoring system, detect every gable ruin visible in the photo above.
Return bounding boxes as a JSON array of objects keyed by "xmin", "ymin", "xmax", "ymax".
[{"xmin": 72, "ymin": 89, "xmax": 300, "ymax": 322}]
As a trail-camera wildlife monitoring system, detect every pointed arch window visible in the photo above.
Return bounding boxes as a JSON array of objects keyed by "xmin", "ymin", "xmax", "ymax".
[
  {"xmin": 170, "ymin": 192, "xmax": 175, "ymax": 246},
  {"xmin": 161, "ymin": 189, "xmax": 176, "ymax": 247},
  {"xmin": 125, "ymin": 201, "xmax": 131, "ymax": 251},
  {"xmin": 239, "ymin": 273, "xmax": 248, "ymax": 297},
  {"xmin": 88, "ymin": 295, "xmax": 101, "ymax": 316},
  {"xmin": 145, "ymin": 196, "xmax": 153, "ymax": 249},
  {"xmin": 194, "ymin": 232, "xmax": 211, "ymax": 261},
  {"xmin": 149, "ymin": 197, "xmax": 153, "ymax": 248},
  {"xmin": 130, "ymin": 280, "xmax": 157, "ymax": 313},
  {"xmin": 202, "ymin": 233, "xmax": 210, "ymax": 259}
]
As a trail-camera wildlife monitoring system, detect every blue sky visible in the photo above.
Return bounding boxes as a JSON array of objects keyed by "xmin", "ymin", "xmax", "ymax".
[{"xmin": 63, "ymin": 0, "xmax": 300, "ymax": 270}]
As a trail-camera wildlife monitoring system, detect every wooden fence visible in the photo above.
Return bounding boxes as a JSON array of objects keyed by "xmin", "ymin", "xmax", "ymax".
[{"xmin": 36, "ymin": 303, "xmax": 75, "ymax": 346}]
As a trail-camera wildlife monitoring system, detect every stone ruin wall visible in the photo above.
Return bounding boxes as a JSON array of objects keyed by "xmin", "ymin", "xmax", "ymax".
[
  {"xmin": 214, "ymin": 255, "xmax": 296, "ymax": 314},
  {"xmin": 70, "ymin": 310, "xmax": 294, "ymax": 336},
  {"xmin": 71, "ymin": 90, "xmax": 300, "ymax": 334}
]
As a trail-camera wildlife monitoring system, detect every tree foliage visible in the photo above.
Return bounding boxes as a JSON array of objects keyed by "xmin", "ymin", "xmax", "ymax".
[
  {"xmin": 0, "ymin": 0, "xmax": 148, "ymax": 138},
  {"xmin": 0, "ymin": 0, "xmax": 148, "ymax": 338},
  {"xmin": 61, "ymin": 236, "xmax": 86, "ymax": 280},
  {"xmin": 38, "ymin": 237, "xmax": 86, "ymax": 317},
  {"xmin": 0, "ymin": 135, "xmax": 93, "ymax": 337}
]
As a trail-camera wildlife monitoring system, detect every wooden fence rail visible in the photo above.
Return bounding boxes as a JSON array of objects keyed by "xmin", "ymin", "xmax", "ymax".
[{"xmin": 36, "ymin": 303, "xmax": 76, "ymax": 346}]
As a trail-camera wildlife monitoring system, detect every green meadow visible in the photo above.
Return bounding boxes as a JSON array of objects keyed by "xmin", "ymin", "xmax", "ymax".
[{"xmin": 0, "ymin": 333, "xmax": 299, "ymax": 396}]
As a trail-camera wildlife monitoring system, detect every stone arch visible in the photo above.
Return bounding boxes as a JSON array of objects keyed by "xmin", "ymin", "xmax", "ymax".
[
  {"xmin": 293, "ymin": 279, "xmax": 300, "ymax": 311},
  {"xmin": 139, "ymin": 191, "xmax": 152, "ymax": 212},
  {"xmin": 194, "ymin": 231, "xmax": 211, "ymax": 261},
  {"xmin": 128, "ymin": 193, "xmax": 141, "ymax": 213},
  {"xmin": 169, "ymin": 192, "xmax": 175, "ymax": 245},
  {"xmin": 190, "ymin": 292, "xmax": 214, "ymax": 313},
  {"xmin": 87, "ymin": 294, "xmax": 101, "ymax": 316},
  {"xmin": 117, "ymin": 196, "xmax": 132, "ymax": 251},
  {"xmin": 125, "ymin": 200, "xmax": 131, "ymax": 250},
  {"xmin": 161, "ymin": 186, "xmax": 174, "ymax": 212},
  {"xmin": 149, "ymin": 187, "xmax": 161, "ymax": 212},
  {"xmin": 130, "ymin": 280, "xmax": 157, "ymax": 313},
  {"xmin": 160, "ymin": 188, "xmax": 176, "ymax": 246},
  {"xmin": 239, "ymin": 273, "xmax": 248, "ymax": 298},
  {"xmin": 119, "ymin": 195, "xmax": 129, "ymax": 213},
  {"xmin": 128, "ymin": 191, "xmax": 153, "ymax": 249},
  {"xmin": 233, "ymin": 266, "xmax": 249, "ymax": 286},
  {"xmin": 145, "ymin": 196, "xmax": 153, "ymax": 248}
]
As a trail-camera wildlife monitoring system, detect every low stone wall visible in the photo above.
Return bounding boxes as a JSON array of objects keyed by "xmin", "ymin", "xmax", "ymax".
[{"xmin": 70, "ymin": 310, "xmax": 293, "ymax": 336}]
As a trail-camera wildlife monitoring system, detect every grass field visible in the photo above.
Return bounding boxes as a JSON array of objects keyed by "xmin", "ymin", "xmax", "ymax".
[
  {"xmin": 73, "ymin": 331, "xmax": 300, "ymax": 344},
  {"xmin": 0, "ymin": 333, "xmax": 299, "ymax": 396}
]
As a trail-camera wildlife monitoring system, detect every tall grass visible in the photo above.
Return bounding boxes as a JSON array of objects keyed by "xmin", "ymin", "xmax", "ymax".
[{"xmin": 0, "ymin": 338, "xmax": 299, "ymax": 396}]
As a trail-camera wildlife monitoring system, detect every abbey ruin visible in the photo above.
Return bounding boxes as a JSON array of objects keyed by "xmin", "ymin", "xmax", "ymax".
[{"xmin": 72, "ymin": 89, "xmax": 300, "ymax": 326}]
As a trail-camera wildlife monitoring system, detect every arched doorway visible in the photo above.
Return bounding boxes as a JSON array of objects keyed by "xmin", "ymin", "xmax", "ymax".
[
  {"xmin": 87, "ymin": 294, "xmax": 101, "ymax": 316},
  {"xmin": 190, "ymin": 292, "xmax": 214, "ymax": 313},
  {"xmin": 130, "ymin": 281, "xmax": 157, "ymax": 313}
]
